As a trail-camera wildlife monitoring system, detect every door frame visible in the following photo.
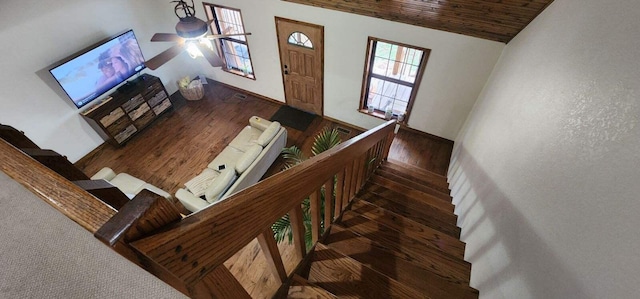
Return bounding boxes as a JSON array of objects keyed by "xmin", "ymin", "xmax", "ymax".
[{"xmin": 274, "ymin": 17, "xmax": 325, "ymax": 116}]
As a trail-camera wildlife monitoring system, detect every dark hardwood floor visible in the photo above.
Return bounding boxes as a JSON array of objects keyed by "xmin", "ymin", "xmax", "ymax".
[{"xmin": 74, "ymin": 79, "xmax": 453, "ymax": 298}]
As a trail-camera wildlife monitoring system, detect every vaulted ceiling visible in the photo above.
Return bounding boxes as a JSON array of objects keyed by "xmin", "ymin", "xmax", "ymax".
[{"xmin": 282, "ymin": 0, "xmax": 554, "ymax": 43}]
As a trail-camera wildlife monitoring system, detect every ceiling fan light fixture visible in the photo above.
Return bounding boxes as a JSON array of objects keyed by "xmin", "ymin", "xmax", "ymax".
[{"xmin": 175, "ymin": 16, "xmax": 209, "ymax": 39}]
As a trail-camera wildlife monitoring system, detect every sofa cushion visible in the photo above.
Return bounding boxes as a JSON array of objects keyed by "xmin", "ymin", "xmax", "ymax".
[
  {"xmin": 255, "ymin": 121, "xmax": 281, "ymax": 147},
  {"xmin": 229, "ymin": 126, "xmax": 263, "ymax": 152},
  {"xmin": 235, "ymin": 144, "xmax": 263, "ymax": 174},
  {"xmin": 204, "ymin": 168, "xmax": 237, "ymax": 203},
  {"xmin": 207, "ymin": 146, "xmax": 245, "ymax": 171},
  {"xmin": 109, "ymin": 173, "xmax": 146, "ymax": 195},
  {"xmin": 184, "ymin": 168, "xmax": 219, "ymax": 197},
  {"xmin": 91, "ymin": 167, "xmax": 117, "ymax": 181}
]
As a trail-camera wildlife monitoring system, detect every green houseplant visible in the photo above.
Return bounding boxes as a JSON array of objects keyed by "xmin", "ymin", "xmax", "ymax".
[{"xmin": 271, "ymin": 127, "xmax": 342, "ymax": 248}]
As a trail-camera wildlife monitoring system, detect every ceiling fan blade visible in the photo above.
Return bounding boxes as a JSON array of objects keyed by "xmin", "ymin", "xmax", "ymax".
[
  {"xmin": 151, "ymin": 33, "xmax": 184, "ymax": 42},
  {"xmin": 203, "ymin": 33, "xmax": 252, "ymax": 39},
  {"xmin": 196, "ymin": 44, "xmax": 225, "ymax": 68},
  {"xmin": 145, "ymin": 44, "xmax": 185, "ymax": 70}
]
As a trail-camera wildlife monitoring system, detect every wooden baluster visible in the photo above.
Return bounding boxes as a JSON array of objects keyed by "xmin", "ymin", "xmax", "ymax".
[
  {"xmin": 382, "ymin": 130, "xmax": 395, "ymax": 160},
  {"xmin": 376, "ymin": 139, "xmax": 384, "ymax": 165},
  {"xmin": 334, "ymin": 169, "xmax": 345, "ymax": 220},
  {"xmin": 356, "ymin": 153, "xmax": 367, "ymax": 191},
  {"xmin": 191, "ymin": 265, "xmax": 251, "ymax": 299},
  {"xmin": 342, "ymin": 161, "xmax": 353, "ymax": 209},
  {"xmin": 323, "ymin": 177, "xmax": 334, "ymax": 233},
  {"xmin": 289, "ymin": 204, "xmax": 306, "ymax": 260},
  {"xmin": 309, "ymin": 189, "xmax": 321, "ymax": 244},
  {"xmin": 349, "ymin": 158, "xmax": 360, "ymax": 200},
  {"xmin": 257, "ymin": 228, "xmax": 287, "ymax": 283}
]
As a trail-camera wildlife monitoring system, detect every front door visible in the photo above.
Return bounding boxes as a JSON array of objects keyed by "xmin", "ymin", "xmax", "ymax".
[{"xmin": 275, "ymin": 17, "xmax": 324, "ymax": 115}]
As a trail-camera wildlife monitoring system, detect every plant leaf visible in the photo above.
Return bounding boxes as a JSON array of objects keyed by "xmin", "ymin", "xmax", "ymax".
[
  {"xmin": 311, "ymin": 127, "xmax": 342, "ymax": 156},
  {"xmin": 281, "ymin": 145, "xmax": 307, "ymax": 169}
]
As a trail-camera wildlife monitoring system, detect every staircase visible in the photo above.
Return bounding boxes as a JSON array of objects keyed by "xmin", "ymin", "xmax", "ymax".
[{"xmin": 289, "ymin": 160, "xmax": 478, "ymax": 299}]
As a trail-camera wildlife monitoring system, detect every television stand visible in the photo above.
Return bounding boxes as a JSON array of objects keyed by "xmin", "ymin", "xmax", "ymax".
[{"xmin": 81, "ymin": 74, "xmax": 172, "ymax": 146}]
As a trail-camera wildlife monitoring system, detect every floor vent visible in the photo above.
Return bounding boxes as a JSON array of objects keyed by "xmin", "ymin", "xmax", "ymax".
[
  {"xmin": 336, "ymin": 127, "xmax": 351, "ymax": 135},
  {"xmin": 234, "ymin": 93, "xmax": 247, "ymax": 100}
]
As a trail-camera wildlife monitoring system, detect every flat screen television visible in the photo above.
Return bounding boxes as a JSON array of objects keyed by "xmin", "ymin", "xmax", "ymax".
[{"xmin": 50, "ymin": 30, "xmax": 146, "ymax": 109}]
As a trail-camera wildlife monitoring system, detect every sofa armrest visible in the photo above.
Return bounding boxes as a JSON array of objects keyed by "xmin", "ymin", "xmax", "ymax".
[
  {"xmin": 91, "ymin": 167, "xmax": 117, "ymax": 181},
  {"xmin": 249, "ymin": 116, "xmax": 271, "ymax": 131},
  {"xmin": 176, "ymin": 188, "xmax": 209, "ymax": 213}
]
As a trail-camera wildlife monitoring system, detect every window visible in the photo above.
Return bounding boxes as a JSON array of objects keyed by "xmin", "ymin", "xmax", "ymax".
[
  {"xmin": 204, "ymin": 3, "xmax": 255, "ymax": 79},
  {"xmin": 360, "ymin": 37, "xmax": 430, "ymax": 122},
  {"xmin": 288, "ymin": 32, "xmax": 313, "ymax": 48}
]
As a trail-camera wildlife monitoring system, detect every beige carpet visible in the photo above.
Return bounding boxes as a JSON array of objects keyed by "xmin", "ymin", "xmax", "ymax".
[{"xmin": 0, "ymin": 171, "xmax": 186, "ymax": 298}]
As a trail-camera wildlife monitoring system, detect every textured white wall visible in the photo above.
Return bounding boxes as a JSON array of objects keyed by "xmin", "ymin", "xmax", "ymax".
[
  {"xmin": 0, "ymin": 0, "xmax": 200, "ymax": 162},
  {"xmin": 450, "ymin": 1, "xmax": 640, "ymax": 298},
  {"xmin": 193, "ymin": 0, "xmax": 504, "ymax": 140}
]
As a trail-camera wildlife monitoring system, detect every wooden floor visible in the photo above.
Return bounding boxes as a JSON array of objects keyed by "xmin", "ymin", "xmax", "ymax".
[{"xmin": 75, "ymin": 80, "xmax": 453, "ymax": 298}]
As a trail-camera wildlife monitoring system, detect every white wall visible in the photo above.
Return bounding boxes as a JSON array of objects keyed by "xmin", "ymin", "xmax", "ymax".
[
  {"xmin": 194, "ymin": 0, "xmax": 504, "ymax": 140},
  {"xmin": 0, "ymin": 0, "xmax": 200, "ymax": 162},
  {"xmin": 450, "ymin": 1, "xmax": 640, "ymax": 298}
]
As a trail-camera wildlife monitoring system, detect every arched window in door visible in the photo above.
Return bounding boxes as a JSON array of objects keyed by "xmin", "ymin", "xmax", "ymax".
[{"xmin": 287, "ymin": 32, "xmax": 313, "ymax": 49}]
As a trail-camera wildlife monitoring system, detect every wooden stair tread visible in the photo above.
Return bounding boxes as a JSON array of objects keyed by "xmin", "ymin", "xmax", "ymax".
[
  {"xmin": 379, "ymin": 163, "xmax": 451, "ymax": 194},
  {"xmin": 360, "ymin": 184, "xmax": 458, "ymax": 226},
  {"xmin": 369, "ymin": 176, "xmax": 454, "ymax": 212},
  {"xmin": 358, "ymin": 191, "xmax": 461, "ymax": 239},
  {"xmin": 308, "ymin": 243, "xmax": 426, "ymax": 299},
  {"xmin": 325, "ymin": 225, "xmax": 479, "ymax": 299},
  {"xmin": 375, "ymin": 168, "xmax": 452, "ymax": 201},
  {"xmin": 350, "ymin": 199, "xmax": 466, "ymax": 260},
  {"xmin": 288, "ymin": 274, "xmax": 337, "ymax": 299},
  {"xmin": 339, "ymin": 212, "xmax": 471, "ymax": 284},
  {"xmin": 384, "ymin": 160, "xmax": 449, "ymax": 188}
]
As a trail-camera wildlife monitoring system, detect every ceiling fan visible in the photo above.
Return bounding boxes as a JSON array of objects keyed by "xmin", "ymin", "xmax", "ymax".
[{"xmin": 145, "ymin": 0, "xmax": 251, "ymax": 70}]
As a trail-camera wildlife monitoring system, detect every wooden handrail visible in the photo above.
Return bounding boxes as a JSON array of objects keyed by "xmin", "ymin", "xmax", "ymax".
[
  {"xmin": 0, "ymin": 139, "xmax": 115, "ymax": 233},
  {"xmin": 130, "ymin": 120, "xmax": 397, "ymax": 287}
]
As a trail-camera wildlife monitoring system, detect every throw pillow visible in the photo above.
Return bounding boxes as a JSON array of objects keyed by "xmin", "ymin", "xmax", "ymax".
[
  {"xmin": 235, "ymin": 144, "xmax": 263, "ymax": 174},
  {"xmin": 184, "ymin": 168, "xmax": 219, "ymax": 197},
  {"xmin": 255, "ymin": 121, "xmax": 281, "ymax": 147},
  {"xmin": 204, "ymin": 168, "xmax": 237, "ymax": 203}
]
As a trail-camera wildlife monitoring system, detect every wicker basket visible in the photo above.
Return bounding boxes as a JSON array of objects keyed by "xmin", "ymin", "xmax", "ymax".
[{"xmin": 178, "ymin": 80, "xmax": 204, "ymax": 101}]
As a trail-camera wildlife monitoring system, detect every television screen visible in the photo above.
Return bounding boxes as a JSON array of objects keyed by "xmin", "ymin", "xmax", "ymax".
[{"xmin": 50, "ymin": 30, "xmax": 146, "ymax": 108}]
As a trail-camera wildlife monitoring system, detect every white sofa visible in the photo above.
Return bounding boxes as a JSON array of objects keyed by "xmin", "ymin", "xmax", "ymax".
[
  {"xmin": 91, "ymin": 167, "xmax": 172, "ymax": 199},
  {"xmin": 176, "ymin": 116, "xmax": 287, "ymax": 213}
]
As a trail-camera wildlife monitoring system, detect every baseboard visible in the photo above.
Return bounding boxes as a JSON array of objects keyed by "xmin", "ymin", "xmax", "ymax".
[
  {"xmin": 398, "ymin": 124, "xmax": 453, "ymax": 144},
  {"xmin": 323, "ymin": 116, "xmax": 366, "ymax": 132},
  {"xmin": 209, "ymin": 79, "xmax": 285, "ymax": 106}
]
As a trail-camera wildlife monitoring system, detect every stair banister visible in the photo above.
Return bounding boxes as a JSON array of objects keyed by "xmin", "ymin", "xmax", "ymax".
[
  {"xmin": 129, "ymin": 120, "xmax": 396, "ymax": 290},
  {"xmin": 0, "ymin": 138, "xmax": 115, "ymax": 232}
]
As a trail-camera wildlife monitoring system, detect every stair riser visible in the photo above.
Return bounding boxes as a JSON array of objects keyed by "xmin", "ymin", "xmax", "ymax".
[
  {"xmin": 308, "ymin": 244, "xmax": 425, "ymax": 299},
  {"xmin": 383, "ymin": 161, "xmax": 449, "ymax": 189},
  {"xmin": 367, "ymin": 178, "xmax": 454, "ymax": 213},
  {"xmin": 339, "ymin": 215, "xmax": 471, "ymax": 284},
  {"xmin": 380, "ymin": 164, "xmax": 451, "ymax": 194},
  {"xmin": 362, "ymin": 195, "xmax": 461, "ymax": 239},
  {"xmin": 326, "ymin": 226, "xmax": 479, "ymax": 299},
  {"xmin": 351, "ymin": 200, "xmax": 466, "ymax": 260},
  {"xmin": 362, "ymin": 186, "xmax": 457, "ymax": 225},
  {"xmin": 376, "ymin": 168, "xmax": 452, "ymax": 200}
]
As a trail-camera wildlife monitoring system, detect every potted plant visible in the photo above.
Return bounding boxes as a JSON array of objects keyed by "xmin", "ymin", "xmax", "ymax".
[{"xmin": 272, "ymin": 127, "xmax": 342, "ymax": 249}]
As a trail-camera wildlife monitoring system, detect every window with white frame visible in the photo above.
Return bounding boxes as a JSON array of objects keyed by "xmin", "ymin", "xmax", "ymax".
[
  {"xmin": 360, "ymin": 37, "xmax": 430, "ymax": 122},
  {"xmin": 204, "ymin": 3, "xmax": 254, "ymax": 79}
]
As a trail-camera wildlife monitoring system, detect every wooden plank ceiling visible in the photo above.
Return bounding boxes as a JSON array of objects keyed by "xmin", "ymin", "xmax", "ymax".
[{"xmin": 282, "ymin": 0, "xmax": 554, "ymax": 43}]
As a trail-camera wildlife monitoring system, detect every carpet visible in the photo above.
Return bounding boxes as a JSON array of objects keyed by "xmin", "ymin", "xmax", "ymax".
[
  {"xmin": 270, "ymin": 105, "xmax": 317, "ymax": 131},
  {"xmin": 0, "ymin": 171, "xmax": 186, "ymax": 298}
]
